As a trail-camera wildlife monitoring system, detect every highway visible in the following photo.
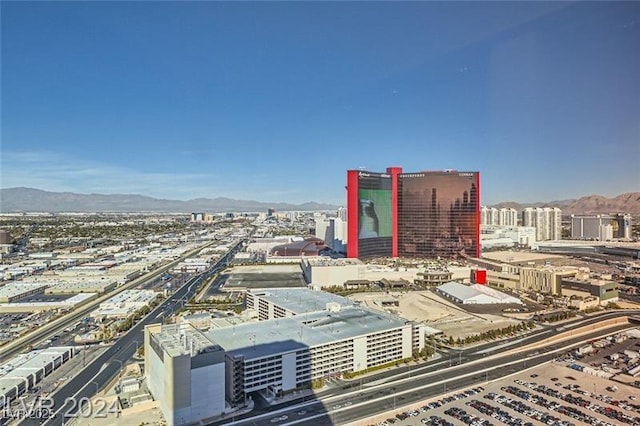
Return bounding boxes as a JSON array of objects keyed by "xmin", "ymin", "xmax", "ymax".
[
  {"xmin": 0, "ymin": 240, "xmax": 217, "ymax": 364},
  {"xmin": 19, "ymin": 240, "xmax": 244, "ymax": 426},
  {"xmin": 224, "ymin": 316, "xmax": 637, "ymax": 426}
]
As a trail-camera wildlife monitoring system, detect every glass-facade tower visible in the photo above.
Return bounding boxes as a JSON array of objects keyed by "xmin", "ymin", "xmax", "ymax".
[{"xmin": 347, "ymin": 167, "xmax": 480, "ymax": 259}]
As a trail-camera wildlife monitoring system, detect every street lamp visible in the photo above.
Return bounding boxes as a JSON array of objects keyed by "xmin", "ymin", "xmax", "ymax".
[{"xmin": 113, "ymin": 359, "xmax": 124, "ymax": 379}]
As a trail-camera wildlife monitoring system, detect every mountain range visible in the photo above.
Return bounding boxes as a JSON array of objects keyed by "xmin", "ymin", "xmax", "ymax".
[
  {"xmin": 0, "ymin": 187, "xmax": 339, "ymax": 213},
  {"xmin": 490, "ymin": 192, "xmax": 640, "ymax": 216},
  {"xmin": 1, "ymin": 187, "xmax": 639, "ymax": 215}
]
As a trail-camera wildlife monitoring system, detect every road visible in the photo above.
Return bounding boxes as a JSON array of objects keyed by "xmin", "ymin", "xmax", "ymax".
[
  {"xmin": 18, "ymin": 240, "xmax": 244, "ymax": 426},
  {"xmin": 0, "ymin": 241, "xmax": 218, "ymax": 364}
]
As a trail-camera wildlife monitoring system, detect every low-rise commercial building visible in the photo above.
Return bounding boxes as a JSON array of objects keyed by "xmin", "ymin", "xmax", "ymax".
[
  {"xmin": 481, "ymin": 225, "xmax": 537, "ymax": 249},
  {"xmin": 301, "ymin": 258, "xmax": 365, "ymax": 287},
  {"xmin": 171, "ymin": 258, "xmax": 210, "ymax": 274},
  {"xmin": 519, "ymin": 266, "xmax": 578, "ymax": 296},
  {"xmin": 0, "ymin": 293, "xmax": 97, "ymax": 313},
  {"xmin": 0, "ymin": 347, "xmax": 75, "ymax": 401},
  {"xmin": 91, "ymin": 289, "xmax": 157, "ymax": 320},
  {"xmin": 44, "ymin": 281, "xmax": 117, "ymax": 294},
  {"xmin": 562, "ymin": 278, "xmax": 619, "ymax": 305},
  {"xmin": 0, "ymin": 283, "xmax": 49, "ymax": 303}
]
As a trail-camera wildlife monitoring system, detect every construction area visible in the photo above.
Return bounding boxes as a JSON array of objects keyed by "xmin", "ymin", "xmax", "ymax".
[{"xmin": 348, "ymin": 290, "xmax": 527, "ymax": 340}]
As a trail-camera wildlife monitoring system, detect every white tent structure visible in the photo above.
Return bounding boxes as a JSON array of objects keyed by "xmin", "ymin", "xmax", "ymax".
[{"xmin": 436, "ymin": 282, "xmax": 522, "ymax": 305}]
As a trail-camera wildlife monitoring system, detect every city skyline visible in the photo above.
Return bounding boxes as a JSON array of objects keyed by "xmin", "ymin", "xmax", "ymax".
[{"xmin": 2, "ymin": 2, "xmax": 639, "ymax": 206}]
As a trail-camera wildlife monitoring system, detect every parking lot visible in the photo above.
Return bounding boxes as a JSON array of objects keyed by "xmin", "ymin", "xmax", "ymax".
[
  {"xmin": 369, "ymin": 361, "xmax": 640, "ymax": 426},
  {"xmin": 0, "ymin": 311, "xmax": 59, "ymax": 345}
]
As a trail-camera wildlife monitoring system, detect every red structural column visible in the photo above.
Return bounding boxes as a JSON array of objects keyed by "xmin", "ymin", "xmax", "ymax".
[
  {"xmin": 475, "ymin": 172, "xmax": 481, "ymax": 258},
  {"xmin": 346, "ymin": 170, "xmax": 360, "ymax": 258},
  {"xmin": 386, "ymin": 166, "xmax": 403, "ymax": 258}
]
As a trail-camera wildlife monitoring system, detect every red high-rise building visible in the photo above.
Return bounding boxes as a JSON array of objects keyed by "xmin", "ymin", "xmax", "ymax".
[{"xmin": 346, "ymin": 167, "xmax": 480, "ymax": 259}]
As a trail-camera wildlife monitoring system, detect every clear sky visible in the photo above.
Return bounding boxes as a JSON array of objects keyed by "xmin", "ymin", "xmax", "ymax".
[{"xmin": 1, "ymin": 1, "xmax": 639, "ymax": 206}]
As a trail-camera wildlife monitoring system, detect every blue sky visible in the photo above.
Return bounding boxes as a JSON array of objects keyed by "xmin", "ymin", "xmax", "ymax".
[{"xmin": 2, "ymin": 1, "xmax": 639, "ymax": 205}]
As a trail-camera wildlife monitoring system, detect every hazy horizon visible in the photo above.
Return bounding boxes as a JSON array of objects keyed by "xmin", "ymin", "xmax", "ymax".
[
  {"xmin": 2, "ymin": 2, "xmax": 639, "ymax": 205},
  {"xmin": 2, "ymin": 186, "xmax": 637, "ymax": 208}
]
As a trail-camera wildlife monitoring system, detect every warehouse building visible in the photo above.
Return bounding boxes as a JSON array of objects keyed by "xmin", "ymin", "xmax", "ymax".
[
  {"xmin": 0, "ymin": 293, "xmax": 97, "ymax": 313},
  {"xmin": 0, "ymin": 347, "xmax": 75, "ymax": 402},
  {"xmin": 91, "ymin": 289, "xmax": 157, "ymax": 320},
  {"xmin": 0, "ymin": 283, "xmax": 49, "ymax": 303},
  {"xmin": 44, "ymin": 280, "xmax": 117, "ymax": 294}
]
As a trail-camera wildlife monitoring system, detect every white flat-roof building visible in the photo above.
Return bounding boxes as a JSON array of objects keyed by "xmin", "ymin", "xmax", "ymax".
[
  {"xmin": 233, "ymin": 289, "xmax": 423, "ymax": 402},
  {"xmin": 145, "ymin": 288, "xmax": 425, "ymax": 423},
  {"xmin": 481, "ymin": 225, "xmax": 537, "ymax": 249},
  {"xmin": 0, "ymin": 347, "xmax": 75, "ymax": 401},
  {"xmin": 0, "ymin": 283, "xmax": 49, "ymax": 303},
  {"xmin": 171, "ymin": 259, "xmax": 210, "ymax": 274},
  {"xmin": 91, "ymin": 289, "xmax": 157, "ymax": 319},
  {"xmin": 44, "ymin": 280, "xmax": 117, "ymax": 294},
  {"xmin": 301, "ymin": 258, "xmax": 365, "ymax": 287},
  {"xmin": 207, "ymin": 302, "xmax": 423, "ymax": 406},
  {"xmin": 0, "ymin": 293, "xmax": 97, "ymax": 313},
  {"xmin": 246, "ymin": 287, "xmax": 356, "ymax": 320}
]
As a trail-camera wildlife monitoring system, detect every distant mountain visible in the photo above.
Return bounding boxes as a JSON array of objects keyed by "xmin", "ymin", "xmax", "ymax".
[
  {"xmin": 3, "ymin": 187, "xmax": 638, "ymax": 215},
  {"xmin": 491, "ymin": 192, "xmax": 640, "ymax": 215},
  {"xmin": 0, "ymin": 187, "xmax": 339, "ymax": 213}
]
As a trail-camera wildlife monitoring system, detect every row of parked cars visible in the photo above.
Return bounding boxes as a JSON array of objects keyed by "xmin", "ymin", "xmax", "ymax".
[
  {"xmin": 501, "ymin": 384, "xmax": 618, "ymax": 426},
  {"xmin": 420, "ymin": 416, "xmax": 455, "ymax": 426},
  {"xmin": 467, "ymin": 398, "xmax": 534, "ymax": 426},
  {"xmin": 444, "ymin": 406, "xmax": 493, "ymax": 426},
  {"xmin": 373, "ymin": 387, "xmax": 485, "ymax": 426},
  {"xmin": 513, "ymin": 379, "xmax": 640, "ymax": 425},
  {"xmin": 485, "ymin": 391, "xmax": 574, "ymax": 426}
]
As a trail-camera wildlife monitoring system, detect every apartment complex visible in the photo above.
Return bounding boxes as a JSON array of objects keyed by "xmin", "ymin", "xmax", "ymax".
[
  {"xmin": 521, "ymin": 207, "xmax": 562, "ymax": 241},
  {"xmin": 481, "ymin": 207, "xmax": 518, "ymax": 227}
]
